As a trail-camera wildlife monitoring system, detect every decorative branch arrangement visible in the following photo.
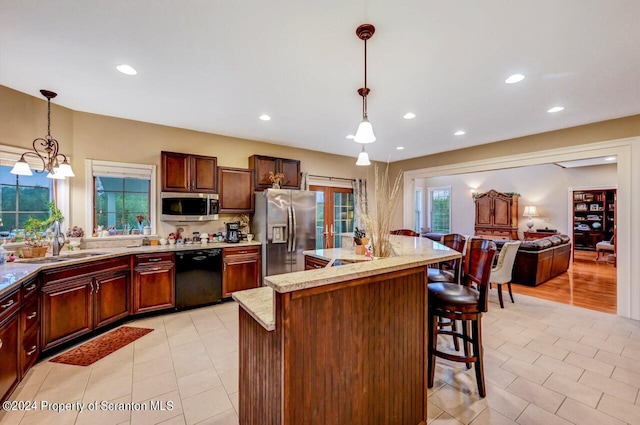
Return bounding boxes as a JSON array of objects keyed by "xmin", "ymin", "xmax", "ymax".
[{"xmin": 358, "ymin": 164, "xmax": 403, "ymax": 258}]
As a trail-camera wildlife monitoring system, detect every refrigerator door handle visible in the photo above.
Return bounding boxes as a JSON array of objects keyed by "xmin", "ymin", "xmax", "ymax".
[
  {"xmin": 287, "ymin": 206, "xmax": 294, "ymax": 253},
  {"xmin": 291, "ymin": 205, "xmax": 297, "ymax": 253}
]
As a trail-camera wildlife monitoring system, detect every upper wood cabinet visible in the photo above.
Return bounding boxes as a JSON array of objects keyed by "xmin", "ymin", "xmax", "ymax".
[
  {"xmin": 248, "ymin": 155, "xmax": 301, "ymax": 191},
  {"xmin": 161, "ymin": 151, "xmax": 217, "ymax": 193},
  {"xmin": 218, "ymin": 166, "xmax": 255, "ymax": 213},
  {"xmin": 474, "ymin": 189, "xmax": 519, "ymax": 240}
]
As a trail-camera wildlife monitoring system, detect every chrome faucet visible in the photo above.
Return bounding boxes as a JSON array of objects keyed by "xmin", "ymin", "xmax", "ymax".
[{"xmin": 51, "ymin": 220, "xmax": 65, "ymax": 256}]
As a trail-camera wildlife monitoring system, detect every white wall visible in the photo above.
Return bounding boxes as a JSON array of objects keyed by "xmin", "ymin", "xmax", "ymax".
[{"xmin": 416, "ymin": 163, "xmax": 617, "ymax": 239}]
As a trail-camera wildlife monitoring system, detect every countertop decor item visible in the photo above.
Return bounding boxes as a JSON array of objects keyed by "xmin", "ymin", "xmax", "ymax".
[{"xmin": 10, "ymin": 89, "xmax": 75, "ymax": 179}]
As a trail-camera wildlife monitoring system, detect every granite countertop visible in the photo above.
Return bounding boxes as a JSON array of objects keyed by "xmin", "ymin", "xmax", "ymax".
[
  {"xmin": 236, "ymin": 236, "xmax": 460, "ymax": 331},
  {"xmin": 0, "ymin": 240, "xmax": 262, "ymax": 298}
]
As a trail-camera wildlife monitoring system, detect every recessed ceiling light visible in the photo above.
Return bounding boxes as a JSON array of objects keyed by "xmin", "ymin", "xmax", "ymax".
[
  {"xmin": 505, "ymin": 74, "xmax": 525, "ymax": 84},
  {"xmin": 547, "ymin": 106, "xmax": 565, "ymax": 113},
  {"xmin": 605, "ymin": 156, "xmax": 616, "ymax": 161},
  {"xmin": 346, "ymin": 134, "xmax": 355, "ymax": 139},
  {"xmin": 116, "ymin": 64, "xmax": 137, "ymax": 75},
  {"xmin": 259, "ymin": 114, "xmax": 271, "ymax": 121},
  {"xmin": 454, "ymin": 130, "xmax": 466, "ymax": 136},
  {"xmin": 403, "ymin": 112, "xmax": 416, "ymax": 120},
  {"xmin": 396, "ymin": 146, "xmax": 405, "ymax": 150}
]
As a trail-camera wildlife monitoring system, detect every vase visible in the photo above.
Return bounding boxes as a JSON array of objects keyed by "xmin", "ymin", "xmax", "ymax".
[
  {"xmin": 21, "ymin": 246, "xmax": 48, "ymax": 258},
  {"xmin": 272, "ymin": 182, "xmax": 281, "ymax": 189}
]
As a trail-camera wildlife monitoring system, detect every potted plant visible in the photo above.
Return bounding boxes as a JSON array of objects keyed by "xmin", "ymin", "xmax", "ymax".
[{"xmin": 21, "ymin": 201, "xmax": 63, "ymax": 258}]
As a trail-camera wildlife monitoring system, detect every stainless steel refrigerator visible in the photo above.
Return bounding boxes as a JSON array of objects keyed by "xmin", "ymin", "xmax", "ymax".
[{"xmin": 253, "ymin": 189, "xmax": 318, "ymax": 277}]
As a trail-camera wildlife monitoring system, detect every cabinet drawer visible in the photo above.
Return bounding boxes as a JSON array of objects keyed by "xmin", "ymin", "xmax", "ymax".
[
  {"xmin": 223, "ymin": 246, "xmax": 260, "ymax": 257},
  {"xmin": 305, "ymin": 256, "xmax": 329, "ymax": 270},
  {"xmin": 20, "ymin": 296, "xmax": 39, "ymax": 335},
  {"xmin": 21, "ymin": 278, "xmax": 40, "ymax": 301},
  {"xmin": 134, "ymin": 252, "xmax": 175, "ymax": 266},
  {"xmin": 0, "ymin": 290, "xmax": 21, "ymax": 323},
  {"xmin": 20, "ymin": 327, "xmax": 39, "ymax": 375},
  {"xmin": 491, "ymin": 230, "xmax": 512, "ymax": 237}
]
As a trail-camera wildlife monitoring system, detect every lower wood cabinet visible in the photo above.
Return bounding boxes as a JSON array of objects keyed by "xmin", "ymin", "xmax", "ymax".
[
  {"xmin": 223, "ymin": 246, "xmax": 261, "ymax": 297},
  {"xmin": 304, "ymin": 255, "xmax": 329, "ymax": 270},
  {"xmin": 132, "ymin": 253, "xmax": 175, "ymax": 313},
  {"xmin": 0, "ymin": 289, "xmax": 20, "ymax": 403},
  {"xmin": 41, "ymin": 258, "xmax": 130, "ymax": 352}
]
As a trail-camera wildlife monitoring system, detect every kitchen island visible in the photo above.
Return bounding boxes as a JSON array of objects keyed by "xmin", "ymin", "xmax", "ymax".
[{"xmin": 233, "ymin": 235, "xmax": 460, "ymax": 425}]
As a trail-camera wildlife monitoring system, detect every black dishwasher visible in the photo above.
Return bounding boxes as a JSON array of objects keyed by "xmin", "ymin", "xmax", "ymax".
[{"xmin": 175, "ymin": 249, "xmax": 223, "ymax": 309}]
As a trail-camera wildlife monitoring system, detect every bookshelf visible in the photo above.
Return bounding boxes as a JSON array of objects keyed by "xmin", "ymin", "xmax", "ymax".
[{"xmin": 573, "ymin": 189, "xmax": 616, "ymax": 250}]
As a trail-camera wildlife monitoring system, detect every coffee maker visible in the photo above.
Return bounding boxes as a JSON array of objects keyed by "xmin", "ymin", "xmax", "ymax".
[{"xmin": 225, "ymin": 222, "xmax": 240, "ymax": 243}]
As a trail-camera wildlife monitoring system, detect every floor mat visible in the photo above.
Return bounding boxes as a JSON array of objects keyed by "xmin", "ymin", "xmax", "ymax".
[{"xmin": 50, "ymin": 326, "xmax": 153, "ymax": 366}]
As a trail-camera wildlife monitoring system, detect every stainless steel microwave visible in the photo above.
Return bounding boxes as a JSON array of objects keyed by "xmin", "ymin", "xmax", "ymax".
[{"xmin": 161, "ymin": 192, "xmax": 219, "ymax": 222}]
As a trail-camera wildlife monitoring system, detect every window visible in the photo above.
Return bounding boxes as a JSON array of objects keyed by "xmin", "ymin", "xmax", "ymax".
[
  {"xmin": 0, "ymin": 165, "xmax": 53, "ymax": 235},
  {"xmin": 414, "ymin": 188, "xmax": 423, "ymax": 233},
  {"xmin": 428, "ymin": 187, "xmax": 451, "ymax": 233},
  {"xmin": 86, "ymin": 160, "xmax": 156, "ymax": 234}
]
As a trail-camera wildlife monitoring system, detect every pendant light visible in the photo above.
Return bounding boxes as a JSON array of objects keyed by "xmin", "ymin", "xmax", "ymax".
[
  {"xmin": 11, "ymin": 90, "xmax": 75, "ymax": 179},
  {"xmin": 356, "ymin": 145, "xmax": 371, "ymax": 166},
  {"xmin": 353, "ymin": 24, "xmax": 376, "ymax": 144}
]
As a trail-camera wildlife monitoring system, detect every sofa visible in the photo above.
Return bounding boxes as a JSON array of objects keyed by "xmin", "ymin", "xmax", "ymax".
[{"xmin": 421, "ymin": 232, "xmax": 571, "ymax": 286}]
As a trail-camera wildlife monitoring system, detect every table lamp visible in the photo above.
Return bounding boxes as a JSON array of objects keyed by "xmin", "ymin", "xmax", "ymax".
[{"xmin": 523, "ymin": 205, "xmax": 538, "ymax": 230}]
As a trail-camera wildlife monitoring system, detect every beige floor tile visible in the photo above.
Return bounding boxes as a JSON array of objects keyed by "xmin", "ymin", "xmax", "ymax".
[
  {"xmin": 430, "ymin": 412, "xmax": 465, "ymax": 425},
  {"xmin": 157, "ymin": 415, "xmax": 187, "ymax": 425},
  {"xmin": 173, "ymin": 352, "xmax": 215, "ymax": 379},
  {"xmin": 483, "ymin": 384, "xmax": 528, "ymax": 420},
  {"xmin": 506, "ymin": 377, "xmax": 564, "ymax": 414},
  {"xmin": 218, "ymin": 368, "xmax": 239, "ymax": 394},
  {"xmin": 556, "ymin": 398, "xmax": 625, "ymax": 425},
  {"xmin": 525, "ymin": 340, "xmax": 569, "ymax": 361},
  {"xmin": 132, "ymin": 370, "xmax": 178, "ymax": 402},
  {"xmin": 611, "ymin": 366, "xmax": 640, "ymax": 388},
  {"xmin": 579, "ymin": 334, "xmax": 624, "ymax": 355},
  {"xmin": 492, "ymin": 329, "xmax": 532, "ymax": 348},
  {"xmin": 621, "ymin": 345, "xmax": 640, "ymax": 361},
  {"xmin": 170, "ymin": 339, "xmax": 208, "ymax": 360},
  {"xmin": 608, "ymin": 333, "xmax": 640, "ymax": 350},
  {"xmin": 579, "ymin": 370, "xmax": 638, "ymax": 403},
  {"xmin": 0, "ymin": 409, "xmax": 27, "ymax": 425},
  {"xmin": 168, "ymin": 329, "xmax": 202, "ymax": 348},
  {"xmin": 427, "ymin": 400, "xmax": 444, "ymax": 423},
  {"xmin": 134, "ymin": 342, "xmax": 171, "ymax": 365},
  {"xmin": 483, "ymin": 362, "xmax": 517, "ymax": 389},
  {"xmin": 501, "ymin": 357, "xmax": 551, "ymax": 385},
  {"xmin": 38, "ymin": 363, "xmax": 91, "ymax": 391},
  {"xmin": 87, "ymin": 359, "xmax": 133, "ymax": 387},
  {"xmin": 512, "ymin": 403, "xmax": 574, "ymax": 425},
  {"xmin": 15, "ymin": 407, "xmax": 78, "ymax": 425},
  {"xmin": 543, "ymin": 373, "xmax": 601, "ymax": 408},
  {"xmin": 567, "ymin": 351, "xmax": 617, "ymax": 376},
  {"xmin": 177, "ymin": 368, "xmax": 223, "ymax": 399},
  {"xmin": 553, "ymin": 338, "xmax": 598, "ymax": 358},
  {"xmin": 215, "ymin": 311, "xmax": 238, "ymax": 324},
  {"xmin": 229, "ymin": 391, "xmax": 239, "ymax": 414},
  {"xmin": 482, "ymin": 333, "xmax": 507, "ymax": 350},
  {"xmin": 181, "ymin": 385, "xmax": 233, "ymax": 425},
  {"xmin": 210, "ymin": 349, "xmax": 239, "ymax": 372},
  {"xmin": 428, "ymin": 384, "xmax": 488, "ymax": 424},
  {"xmin": 468, "ymin": 408, "xmax": 517, "ymax": 425},
  {"xmin": 133, "ymin": 355, "xmax": 175, "ymax": 382},
  {"xmin": 497, "ymin": 342, "xmax": 541, "ymax": 364},
  {"xmin": 484, "ymin": 347, "xmax": 512, "ymax": 367},
  {"xmin": 533, "ymin": 355, "xmax": 584, "ymax": 381},
  {"xmin": 598, "ymin": 393, "xmax": 640, "ymax": 424},
  {"xmin": 82, "ymin": 373, "xmax": 132, "ymax": 403},
  {"xmin": 193, "ymin": 318, "xmax": 225, "ymax": 335},
  {"xmin": 543, "ymin": 325, "xmax": 582, "ymax": 343},
  {"xmin": 91, "ymin": 342, "xmax": 134, "ymax": 367},
  {"xmin": 197, "ymin": 408, "xmax": 239, "ymax": 425},
  {"xmin": 520, "ymin": 328, "xmax": 559, "ymax": 345},
  {"xmin": 570, "ymin": 325, "xmax": 611, "ymax": 341}
]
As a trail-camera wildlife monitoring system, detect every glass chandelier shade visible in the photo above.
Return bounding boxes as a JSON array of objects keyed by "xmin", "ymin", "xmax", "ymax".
[
  {"xmin": 354, "ymin": 116, "xmax": 376, "ymax": 144},
  {"xmin": 356, "ymin": 145, "xmax": 371, "ymax": 166}
]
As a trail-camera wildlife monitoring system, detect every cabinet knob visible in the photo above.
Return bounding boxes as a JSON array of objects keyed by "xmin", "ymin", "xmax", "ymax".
[
  {"xmin": 26, "ymin": 346, "xmax": 37, "ymax": 356},
  {"xmin": 25, "ymin": 284, "xmax": 37, "ymax": 292},
  {"xmin": 27, "ymin": 312, "xmax": 37, "ymax": 320},
  {"xmin": 0, "ymin": 339, "xmax": 2, "ymax": 350}
]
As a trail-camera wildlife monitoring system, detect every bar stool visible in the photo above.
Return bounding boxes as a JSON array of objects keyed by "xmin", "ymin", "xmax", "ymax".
[{"xmin": 427, "ymin": 239, "xmax": 497, "ymax": 397}]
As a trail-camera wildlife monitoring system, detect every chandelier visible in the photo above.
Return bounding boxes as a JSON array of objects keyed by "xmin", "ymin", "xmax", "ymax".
[
  {"xmin": 354, "ymin": 24, "xmax": 375, "ymax": 166},
  {"xmin": 11, "ymin": 90, "xmax": 75, "ymax": 179}
]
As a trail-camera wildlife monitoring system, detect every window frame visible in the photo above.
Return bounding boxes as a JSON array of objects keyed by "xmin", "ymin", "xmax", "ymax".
[
  {"xmin": 85, "ymin": 159, "xmax": 156, "ymax": 235},
  {"xmin": 427, "ymin": 186, "xmax": 451, "ymax": 234}
]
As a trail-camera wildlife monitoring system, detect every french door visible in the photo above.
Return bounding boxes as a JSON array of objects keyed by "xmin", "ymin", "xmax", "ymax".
[{"xmin": 310, "ymin": 186, "xmax": 355, "ymax": 249}]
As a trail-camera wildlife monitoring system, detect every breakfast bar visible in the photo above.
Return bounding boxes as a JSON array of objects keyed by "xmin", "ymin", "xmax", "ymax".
[{"xmin": 233, "ymin": 236, "xmax": 460, "ymax": 425}]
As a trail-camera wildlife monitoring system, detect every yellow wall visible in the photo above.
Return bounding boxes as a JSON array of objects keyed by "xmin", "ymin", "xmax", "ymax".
[{"xmin": 1, "ymin": 85, "xmax": 371, "ymax": 234}]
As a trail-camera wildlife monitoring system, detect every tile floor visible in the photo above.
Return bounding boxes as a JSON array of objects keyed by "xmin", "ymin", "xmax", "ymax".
[{"xmin": 2, "ymin": 290, "xmax": 640, "ymax": 425}]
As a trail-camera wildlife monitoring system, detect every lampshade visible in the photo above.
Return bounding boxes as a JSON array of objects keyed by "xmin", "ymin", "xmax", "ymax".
[
  {"xmin": 523, "ymin": 205, "xmax": 538, "ymax": 217},
  {"xmin": 57, "ymin": 161, "xmax": 75, "ymax": 177},
  {"xmin": 47, "ymin": 170, "xmax": 65, "ymax": 180},
  {"xmin": 10, "ymin": 158, "xmax": 33, "ymax": 176},
  {"xmin": 356, "ymin": 146, "xmax": 371, "ymax": 166},
  {"xmin": 354, "ymin": 117, "xmax": 376, "ymax": 144}
]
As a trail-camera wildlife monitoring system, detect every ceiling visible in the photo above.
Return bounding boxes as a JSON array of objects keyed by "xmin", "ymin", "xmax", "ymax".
[{"xmin": 2, "ymin": 1, "xmax": 639, "ymax": 163}]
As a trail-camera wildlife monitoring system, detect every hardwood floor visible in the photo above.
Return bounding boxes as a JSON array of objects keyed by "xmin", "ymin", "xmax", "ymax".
[{"xmin": 509, "ymin": 249, "xmax": 617, "ymax": 314}]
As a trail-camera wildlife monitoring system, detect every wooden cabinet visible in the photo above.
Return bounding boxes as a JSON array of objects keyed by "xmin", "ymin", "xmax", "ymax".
[
  {"xmin": 524, "ymin": 231, "xmax": 560, "ymax": 241},
  {"xmin": 223, "ymin": 246, "xmax": 261, "ymax": 297},
  {"xmin": 132, "ymin": 253, "xmax": 175, "ymax": 313},
  {"xmin": 474, "ymin": 189, "xmax": 519, "ymax": 240},
  {"xmin": 20, "ymin": 276, "xmax": 40, "ymax": 376},
  {"xmin": 304, "ymin": 255, "xmax": 329, "ymax": 270},
  {"xmin": 218, "ymin": 166, "xmax": 255, "ymax": 213},
  {"xmin": 161, "ymin": 151, "xmax": 217, "ymax": 193},
  {"xmin": 0, "ymin": 288, "xmax": 20, "ymax": 402},
  {"xmin": 41, "ymin": 257, "xmax": 130, "ymax": 351},
  {"xmin": 573, "ymin": 189, "xmax": 616, "ymax": 250},
  {"xmin": 248, "ymin": 155, "xmax": 301, "ymax": 191}
]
